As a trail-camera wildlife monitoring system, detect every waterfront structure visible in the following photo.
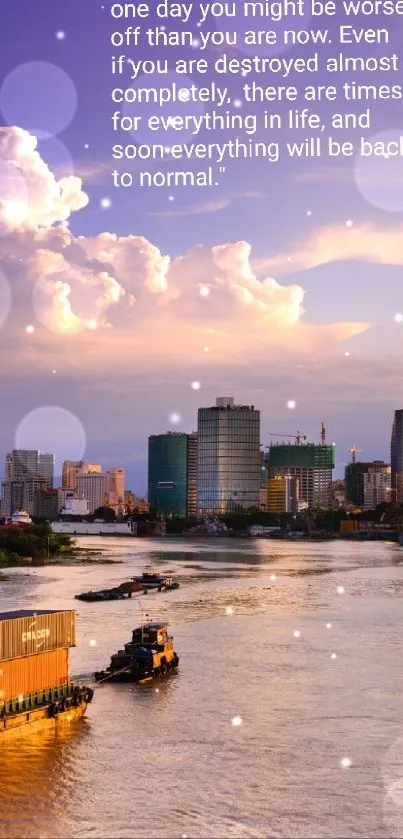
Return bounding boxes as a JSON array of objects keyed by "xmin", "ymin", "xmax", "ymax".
[
  {"xmin": 265, "ymin": 441, "xmax": 334, "ymax": 508},
  {"xmin": 197, "ymin": 397, "xmax": 260, "ymax": 515},
  {"xmin": 345, "ymin": 460, "xmax": 390, "ymax": 507},
  {"xmin": 76, "ymin": 473, "xmax": 108, "ymax": 513},
  {"xmin": 266, "ymin": 476, "xmax": 299, "ymax": 514},
  {"xmin": 391, "ymin": 410, "xmax": 403, "ymax": 502},
  {"xmin": 363, "ymin": 465, "xmax": 391, "ymax": 510},
  {"xmin": 60, "ymin": 496, "xmax": 90, "ymax": 517},
  {"xmin": 51, "ymin": 521, "xmax": 136, "ymax": 536},
  {"xmin": 148, "ymin": 432, "xmax": 198, "ymax": 517}
]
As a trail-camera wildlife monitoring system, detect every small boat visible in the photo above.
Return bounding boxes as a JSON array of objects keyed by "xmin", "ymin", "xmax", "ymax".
[
  {"xmin": 94, "ymin": 622, "xmax": 179, "ymax": 684},
  {"xmin": 132, "ymin": 573, "xmax": 180, "ymax": 592}
]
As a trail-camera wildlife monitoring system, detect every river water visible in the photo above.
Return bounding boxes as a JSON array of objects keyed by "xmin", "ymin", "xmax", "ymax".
[{"xmin": 0, "ymin": 537, "xmax": 403, "ymax": 838}]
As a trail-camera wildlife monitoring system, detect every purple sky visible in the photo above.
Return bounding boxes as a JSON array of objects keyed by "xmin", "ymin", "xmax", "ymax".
[{"xmin": 0, "ymin": 0, "xmax": 402, "ymax": 494}]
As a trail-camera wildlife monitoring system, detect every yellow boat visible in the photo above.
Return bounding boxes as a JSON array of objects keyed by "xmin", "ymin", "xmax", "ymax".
[{"xmin": 94, "ymin": 623, "xmax": 179, "ymax": 684}]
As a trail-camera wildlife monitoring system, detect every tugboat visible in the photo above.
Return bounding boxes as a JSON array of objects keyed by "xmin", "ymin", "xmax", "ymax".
[{"xmin": 94, "ymin": 623, "xmax": 179, "ymax": 684}]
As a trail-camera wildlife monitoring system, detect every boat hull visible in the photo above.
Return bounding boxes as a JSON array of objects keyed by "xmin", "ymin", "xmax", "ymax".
[
  {"xmin": 0, "ymin": 699, "xmax": 89, "ymax": 742},
  {"xmin": 94, "ymin": 656, "xmax": 179, "ymax": 685}
]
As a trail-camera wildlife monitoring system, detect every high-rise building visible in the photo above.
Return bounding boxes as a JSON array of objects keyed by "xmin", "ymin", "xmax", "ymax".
[
  {"xmin": 106, "ymin": 468, "xmax": 125, "ymax": 507},
  {"xmin": 197, "ymin": 397, "xmax": 260, "ymax": 515},
  {"xmin": 148, "ymin": 432, "xmax": 197, "ymax": 517},
  {"xmin": 1, "ymin": 450, "xmax": 54, "ymax": 516},
  {"xmin": 345, "ymin": 460, "xmax": 389, "ymax": 507},
  {"xmin": 62, "ymin": 460, "xmax": 101, "ymax": 490},
  {"xmin": 37, "ymin": 453, "xmax": 55, "ymax": 488},
  {"xmin": 363, "ymin": 465, "xmax": 391, "ymax": 510},
  {"xmin": 76, "ymin": 473, "xmax": 108, "ymax": 513},
  {"xmin": 391, "ymin": 410, "xmax": 403, "ymax": 502},
  {"xmin": 266, "ymin": 476, "xmax": 299, "ymax": 514},
  {"xmin": 265, "ymin": 441, "xmax": 334, "ymax": 508}
]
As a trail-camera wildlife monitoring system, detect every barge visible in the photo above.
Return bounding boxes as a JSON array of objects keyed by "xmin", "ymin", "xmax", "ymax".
[
  {"xmin": 0, "ymin": 609, "xmax": 93, "ymax": 741},
  {"xmin": 76, "ymin": 574, "xmax": 179, "ymax": 602},
  {"xmin": 94, "ymin": 622, "xmax": 179, "ymax": 684}
]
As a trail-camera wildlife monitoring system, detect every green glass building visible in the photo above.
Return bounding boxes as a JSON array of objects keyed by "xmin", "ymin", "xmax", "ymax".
[
  {"xmin": 148, "ymin": 433, "xmax": 197, "ymax": 517},
  {"xmin": 265, "ymin": 443, "xmax": 335, "ymax": 508}
]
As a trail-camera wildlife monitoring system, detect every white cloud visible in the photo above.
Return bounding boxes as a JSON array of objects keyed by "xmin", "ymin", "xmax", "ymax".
[{"xmin": 0, "ymin": 127, "xmax": 369, "ymax": 372}]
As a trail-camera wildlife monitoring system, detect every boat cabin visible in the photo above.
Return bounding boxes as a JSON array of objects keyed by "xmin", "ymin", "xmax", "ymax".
[{"xmin": 132, "ymin": 623, "xmax": 169, "ymax": 647}]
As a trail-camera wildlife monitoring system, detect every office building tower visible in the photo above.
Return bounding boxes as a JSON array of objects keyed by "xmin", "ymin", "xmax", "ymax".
[
  {"xmin": 266, "ymin": 476, "xmax": 299, "ymax": 514},
  {"xmin": 345, "ymin": 460, "xmax": 389, "ymax": 507},
  {"xmin": 1, "ymin": 450, "xmax": 54, "ymax": 516},
  {"xmin": 391, "ymin": 410, "xmax": 403, "ymax": 502},
  {"xmin": 76, "ymin": 473, "xmax": 108, "ymax": 513},
  {"xmin": 148, "ymin": 432, "xmax": 197, "ymax": 517},
  {"xmin": 197, "ymin": 397, "xmax": 260, "ymax": 515},
  {"xmin": 265, "ymin": 440, "xmax": 334, "ymax": 508},
  {"xmin": 37, "ymin": 453, "xmax": 55, "ymax": 488},
  {"xmin": 363, "ymin": 465, "xmax": 391, "ymax": 510}
]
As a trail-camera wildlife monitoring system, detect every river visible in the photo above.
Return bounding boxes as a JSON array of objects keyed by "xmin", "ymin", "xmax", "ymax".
[{"xmin": 0, "ymin": 536, "xmax": 403, "ymax": 838}]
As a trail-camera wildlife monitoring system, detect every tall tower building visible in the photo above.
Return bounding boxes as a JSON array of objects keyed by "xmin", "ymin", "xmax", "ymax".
[
  {"xmin": 197, "ymin": 397, "xmax": 260, "ymax": 515},
  {"xmin": 148, "ymin": 432, "xmax": 197, "ymax": 517},
  {"xmin": 38, "ymin": 453, "xmax": 55, "ymax": 488},
  {"xmin": 106, "ymin": 468, "xmax": 125, "ymax": 507},
  {"xmin": 265, "ymin": 439, "xmax": 334, "ymax": 508},
  {"xmin": 76, "ymin": 473, "xmax": 108, "ymax": 513},
  {"xmin": 391, "ymin": 410, "xmax": 403, "ymax": 502},
  {"xmin": 62, "ymin": 460, "xmax": 101, "ymax": 490},
  {"xmin": 345, "ymin": 460, "xmax": 389, "ymax": 507}
]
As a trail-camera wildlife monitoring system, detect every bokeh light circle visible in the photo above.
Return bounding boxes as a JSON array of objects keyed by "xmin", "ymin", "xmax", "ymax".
[
  {"xmin": 0, "ymin": 62, "xmax": 78, "ymax": 138},
  {"xmin": 15, "ymin": 406, "xmax": 86, "ymax": 476},
  {"xmin": 354, "ymin": 130, "xmax": 403, "ymax": 212},
  {"xmin": 122, "ymin": 72, "xmax": 205, "ymax": 145},
  {"xmin": 37, "ymin": 135, "xmax": 75, "ymax": 179}
]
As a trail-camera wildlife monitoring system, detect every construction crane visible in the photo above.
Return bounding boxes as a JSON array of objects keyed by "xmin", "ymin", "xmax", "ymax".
[
  {"xmin": 348, "ymin": 445, "xmax": 363, "ymax": 464},
  {"xmin": 269, "ymin": 431, "xmax": 307, "ymax": 445},
  {"xmin": 321, "ymin": 423, "xmax": 326, "ymax": 445}
]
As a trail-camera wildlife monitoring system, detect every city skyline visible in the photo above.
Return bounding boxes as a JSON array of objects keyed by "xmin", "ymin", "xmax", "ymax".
[{"xmin": 1, "ymin": 2, "xmax": 403, "ymax": 496}]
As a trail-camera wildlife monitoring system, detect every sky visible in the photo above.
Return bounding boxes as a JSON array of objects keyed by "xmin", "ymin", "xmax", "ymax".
[{"xmin": 0, "ymin": 0, "xmax": 402, "ymax": 494}]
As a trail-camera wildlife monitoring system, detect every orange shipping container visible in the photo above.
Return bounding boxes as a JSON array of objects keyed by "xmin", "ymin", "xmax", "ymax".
[{"xmin": 0, "ymin": 648, "xmax": 69, "ymax": 701}]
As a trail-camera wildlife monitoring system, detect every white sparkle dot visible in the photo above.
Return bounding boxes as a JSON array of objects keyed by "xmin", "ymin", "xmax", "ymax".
[
  {"xmin": 345, "ymin": 219, "xmax": 353, "ymax": 227},
  {"xmin": 26, "ymin": 325, "xmax": 35, "ymax": 334},
  {"xmin": 226, "ymin": 606, "xmax": 233, "ymax": 615},
  {"xmin": 270, "ymin": 574, "xmax": 276, "ymax": 581},
  {"xmin": 197, "ymin": 19, "xmax": 202, "ymax": 25},
  {"xmin": 293, "ymin": 630, "xmax": 300, "ymax": 638},
  {"xmin": 52, "ymin": 369, "xmax": 57, "ymax": 374},
  {"xmin": 326, "ymin": 622, "xmax": 332, "ymax": 629},
  {"xmin": 178, "ymin": 88, "xmax": 190, "ymax": 102},
  {"xmin": 155, "ymin": 688, "xmax": 159, "ymax": 693},
  {"xmin": 203, "ymin": 345, "xmax": 210, "ymax": 352},
  {"xmin": 287, "ymin": 256, "xmax": 292, "ymax": 262},
  {"xmin": 307, "ymin": 210, "xmax": 312, "ymax": 216},
  {"xmin": 84, "ymin": 143, "xmax": 89, "ymax": 149},
  {"xmin": 331, "ymin": 653, "xmax": 337, "ymax": 660},
  {"xmin": 341, "ymin": 757, "xmax": 351, "ymax": 768},
  {"xmin": 231, "ymin": 716, "xmax": 242, "ymax": 726},
  {"xmin": 233, "ymin": 99, "xmax": 242, "ymax": 108},
  {"xmin": 87, "ymin": 320, "xmax": 97, "ymax": 330},
  {"xmin": 200, "ymin": 286, "xmax": 210, "ymax": 297},
  {"xmin": 169, "ymin": 412, "xmax": 181, "ymax": 425},
  {"xmin": 344, "ymin": 351, "xmax": 350, "ymax": 357},
  {"xmin": 192, "ymin": 37, "xmax": 200, "ymax": 47},
  {"xmin": 241, "ymin": 68, "xmax": 248, "ymax": 76},
  {"xmin": 18, "ymin": 695, "xmax": 24, "ymax": 704},
  {"xmin": 89, "ymin": 639, "xmax": 97, "ymax": 647},
  {"xmin": 191, "ymin": 381, "xmax": 201, "ymax": 390},
  {"xmin": 164, "ymin": 146, "xmax": 171, "ymax": 154},
  {"xmin": 287, "ymin": 400, "xmax": 296, "ymax": 410},
  {"xmin": 168, "ymin": 195, "xmax": 175, "ymax": 202},
  {"xmin": 394, "ymin": 313, "xmax": 403, "ymax": 323},
  {"xmin": 337, "ymin": 586, "xmax": 345, "ymax": 595},
  {"xmin": 55, "ymin": 30, "xmax": 66, "ymax": 40},
  {"xmin": 160, "ymin": 24, "xmax": 165, "ymax": 30},
  {"xmin": 0, "ymin": 691, "xmax": 4, "ymax": 699},
  {"xmin": 100, "ymin": 197, "xmax": 111, "ymax": 209}
]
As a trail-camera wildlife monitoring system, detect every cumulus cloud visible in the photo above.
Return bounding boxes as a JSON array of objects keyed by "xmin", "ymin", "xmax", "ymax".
[
  {"xmin": 255, "ymin": 223, "xmax": 403, "ymax": 275},
  {"xmin": 0, "ymin": 126, "xmax": 369, "ymax": 373}
]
